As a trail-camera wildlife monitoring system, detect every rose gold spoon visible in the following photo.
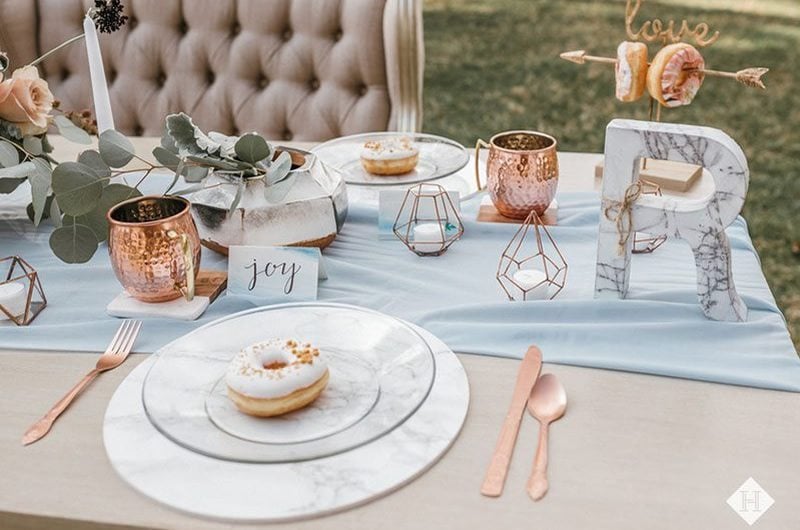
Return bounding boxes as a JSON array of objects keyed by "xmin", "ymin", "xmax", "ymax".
[{"xmin": 526, "ymin": 373, "xmax": 567, "ymax": 500}]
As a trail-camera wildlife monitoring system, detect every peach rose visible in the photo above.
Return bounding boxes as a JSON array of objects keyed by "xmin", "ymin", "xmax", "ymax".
[{"xmin": 0, "ymin": 66, "xmax": 54, "ymax": 136}]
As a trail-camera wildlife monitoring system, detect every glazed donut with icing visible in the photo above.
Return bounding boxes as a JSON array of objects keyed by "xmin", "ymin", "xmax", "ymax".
[
  {"xmin": 615, "ymin": 41, "xmax": 648, "ymax": 102},
  {"xmin": 360, "ymin": 137, "xmax": 420, "ymax": 175},
  {"xmin": 647, "ymin": 43, "xmax": 705, "ymax": 107},
  {"xmin": 226, "ymin": 339, "xmax": 329, "ymax": 417}
]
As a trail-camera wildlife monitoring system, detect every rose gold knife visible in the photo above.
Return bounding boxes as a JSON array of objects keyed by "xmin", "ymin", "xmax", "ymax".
[{"xmin": 480, "ymin": 345, "xmax": 543, "ymax": 497}]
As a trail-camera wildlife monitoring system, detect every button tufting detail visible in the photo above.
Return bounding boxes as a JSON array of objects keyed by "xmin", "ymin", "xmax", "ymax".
[
  {"xmin": 178, "ymin": 20, "xmax": 188, "ymax": 34},
  {"xmin": 282, "ymin": 29, "xmax": 293, "ymax": 41},
  {"xmin": 283, "ymin": 130, "xmax": 293, "ymax": 141},
  {"xmin": 156, "ymin": 72, "xmax": 166, "ymax": 87},
  {"xmin": 232, "ymin": 22, "xmax": 241, "ymax": 36},
  {"xmin": 309, "ymin": 77, "xmax": 320, "ymax": 91},
  {"xmin": 258, "ymin": 76, "xmax": 269, "ymax": 89},
  {"xmin": 206, "ymin": 71, "xmax": 215, "ymax": 84},
  {"xmin": 333, "ymin": 29, "xmax": 343, "ymax": 41},
  {"xmin": 358, "ymin": 84, "xmax": 368, "ymax": 96}
]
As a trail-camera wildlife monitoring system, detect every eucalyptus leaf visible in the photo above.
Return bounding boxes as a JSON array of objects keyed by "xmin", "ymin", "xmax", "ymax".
[
  {"xmin": 186, "ymin": 155, "xmax": 243, "ymax": 172},
  {"xmin": 182, "ymin": 165, "xmax": 210, "ymax": 183},
  {"xmin": 26, "ymin": 194, "xmax": 54, "ymax": 223},
  {"xmin": 0, "ymin": 177, "xmax": 25, "ymax": 193},
  {"xmin": 49, "ymin": 223, "xmax": 98, "ymax": 264},
  {"xmin": 266, "ymin": 151, "xmax": 292, "ymax": 186},
  {"xmin": 152, "ymin": 146, "xmax": 181, "ymax": 169},
  {"xmin": 29, "ymin": 158, "xmax": 52, "ymax": 226},
  {"xmin": 98, "ymin": 129, "xmax": 135, "ymax": 168},
  {"xmin": 49, "ymin": 196, "xmax": 62, "ymax": 228},
  {"xmin": 77, "ymin": 150, "xmax": 112, "ymax": 179},
  {"xmin": 64, "ymin": 184, "xmax": 141, "ymax": 242},
  {"xmin": 0, "ymin": 161, "xmax": 36, "ymax": 178},
  {"xmin": 234, "ymin": 133, "xmax": 270, "ymax": 164},
  {"xmin": 0, "ymin": 140, "xmax": 19, "ymax": 168},
  {"xmin": 23, "ymin": 136, "xmax": 43, "ymax": 156},
  {"xmin": 54, "ymin": 115, "xmax": 92, "ymax": 145},
  {"xmin": 51, "ymin": 161, "xmax": 103, "ymax": 216}
]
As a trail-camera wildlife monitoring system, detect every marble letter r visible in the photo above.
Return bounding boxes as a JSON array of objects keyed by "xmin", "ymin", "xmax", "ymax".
[{"xmin": 595, "ymin": 119, "xmax": 749, "ymax": 322}]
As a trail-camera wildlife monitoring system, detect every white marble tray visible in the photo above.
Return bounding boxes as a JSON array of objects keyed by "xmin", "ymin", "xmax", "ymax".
[{"xmin": 103, "ymin": 317, "xmax": 469, "ymax": 522}]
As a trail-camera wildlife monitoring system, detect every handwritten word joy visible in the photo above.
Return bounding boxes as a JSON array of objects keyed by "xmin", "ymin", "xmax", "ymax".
[
  {"xmin": 625, "ymin": 0, "xmax": 720, "ymax": 48},
  {"xmin": 245, "ymin": 259, "xmax": 302, "ymax": 295}
]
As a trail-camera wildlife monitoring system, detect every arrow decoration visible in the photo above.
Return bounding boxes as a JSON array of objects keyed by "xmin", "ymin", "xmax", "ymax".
[{"xmin": 560, "ymin": 50, "xmax": 769, "ymax": 90}]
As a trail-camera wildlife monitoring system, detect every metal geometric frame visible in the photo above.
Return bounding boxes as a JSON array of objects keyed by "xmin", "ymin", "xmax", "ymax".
[
  {"xmin": 393, "ymin": 183, "xmax": 464, "ymax": 256},
  {"xmin": 0, "ymin": 256, "xmax": 47, "ymax": 326},
  {"xmin": 497, "ymin": 210, "xmax": 567, "ymax": 301}
]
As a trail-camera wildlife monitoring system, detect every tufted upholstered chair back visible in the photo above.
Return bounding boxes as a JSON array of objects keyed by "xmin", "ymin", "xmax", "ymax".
[{"xmin": 0, "ymin": 0, "xmax": 423, "ymax": 141}]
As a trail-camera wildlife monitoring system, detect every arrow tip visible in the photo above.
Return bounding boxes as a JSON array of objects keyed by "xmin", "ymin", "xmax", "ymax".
[
  {"xmin": 560, "ymin": 50, "xmax": 587, "ymax": 65},
  {"xmin": 735, "ymin": 67, "xmax": 769, "ymax": 90}
]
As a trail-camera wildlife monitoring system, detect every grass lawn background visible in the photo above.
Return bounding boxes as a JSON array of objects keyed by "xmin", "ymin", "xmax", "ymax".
[{"xmin": 423, "ymin": 0, "xmax": 799, "ymax": 348}]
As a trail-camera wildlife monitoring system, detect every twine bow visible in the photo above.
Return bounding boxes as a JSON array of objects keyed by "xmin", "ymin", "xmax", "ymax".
[{"xmin": 603, "ymin": 180, "xmax": 643, "ymax": 255}]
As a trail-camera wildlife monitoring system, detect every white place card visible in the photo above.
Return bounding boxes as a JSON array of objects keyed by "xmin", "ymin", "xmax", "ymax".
[
  {"xmin": 378, "ymin": 189, "xmax": 461, "ymax": 240},
  {"xmin": 228, "ymin": 246, "xmax": 324, "ymax": 302}
]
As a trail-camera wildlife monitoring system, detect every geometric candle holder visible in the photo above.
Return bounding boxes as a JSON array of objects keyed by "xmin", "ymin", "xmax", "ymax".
[
  {"xmin": 0, "ymin": 256, "xmax": 47, "ymax": 326},
  {"xmin": 393, "ymin": 183, "xmax": 464, "ymax": 256},
  {"xmin": 632, "ymin": 180, "xmax": 668, "ymax": 254},
  {"xmin": 497, "ymin": 210, "xmax": 567, "ymax": 301}
]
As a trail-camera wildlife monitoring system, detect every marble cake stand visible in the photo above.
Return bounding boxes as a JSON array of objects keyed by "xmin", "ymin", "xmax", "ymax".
[{"xmin": 103, "ymin": 324, "xmax": 469, "ymax": 522}]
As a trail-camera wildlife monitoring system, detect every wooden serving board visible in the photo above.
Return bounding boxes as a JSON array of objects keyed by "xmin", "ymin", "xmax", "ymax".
[
  {"xmin": 595, "ymin": 158, "xmax": 702, "ymax": 192},
  {"xmin": 476, "ymin": 198, "xmax": 558, "ymax": 225},
  {"xmin": 195, "ymin": 270, "xmax": 227, "ymax": 302}
]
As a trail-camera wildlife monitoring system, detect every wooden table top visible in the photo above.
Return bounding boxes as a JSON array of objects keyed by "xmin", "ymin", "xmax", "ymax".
[{"xmin": 0, "ymin": 137, "xmax": 795, "ymax": 530}]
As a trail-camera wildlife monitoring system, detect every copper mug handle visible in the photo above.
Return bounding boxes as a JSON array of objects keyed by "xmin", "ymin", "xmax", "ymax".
[
  {"xmin": 167, "ymin": 229, "xmax": 195, "ymax": 301},
  {"xmin": 474, "ymin": 138, "xmax": 490, "ymax": 192}
]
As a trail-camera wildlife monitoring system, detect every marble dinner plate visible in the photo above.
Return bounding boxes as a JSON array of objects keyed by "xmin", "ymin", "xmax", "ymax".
[
  {"xmin": 104, "ymin": 315, "xmax": 469, "ymax": 521},
  {"xmin": 312, "ymin": 132, "xmax": 469, "ymax": 187},
  {"xmin": 141, "ymin": 303, "xmax": 435, "ymax": 463}
]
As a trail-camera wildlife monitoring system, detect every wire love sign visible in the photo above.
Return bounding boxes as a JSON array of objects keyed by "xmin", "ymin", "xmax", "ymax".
[{"xmin": 595, "ymin": 119, "xmax": 749, "ymax": 322}]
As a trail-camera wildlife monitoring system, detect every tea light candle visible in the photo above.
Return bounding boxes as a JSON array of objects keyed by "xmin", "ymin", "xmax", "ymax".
[
  {"xmin": 512, "ymin": 269, "xmax": 549, "ymax": 300},
  {"xmin": 413, "ymin": 223, "xmax": 444, "ymax": 252},
  {"xmin": 0, "ymin": 281, "xmax": 27, "ymax": 320}
]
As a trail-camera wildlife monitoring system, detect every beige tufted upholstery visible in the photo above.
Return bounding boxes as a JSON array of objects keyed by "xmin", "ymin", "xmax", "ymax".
[{"xmin": 0, "ymin": 0, "xmax": 423, "ymax": 141}]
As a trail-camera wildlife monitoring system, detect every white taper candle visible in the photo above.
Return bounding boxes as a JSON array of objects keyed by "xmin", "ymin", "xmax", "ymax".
[{"xmin": 83, "ymin": 15, "xmax": 115, "ymax": 133}]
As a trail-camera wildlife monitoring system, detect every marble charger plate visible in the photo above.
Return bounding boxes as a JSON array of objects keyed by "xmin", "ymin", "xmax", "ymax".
[{"xmin": 103, "ymin": 303, "xmax": 469, "ymax": 522}]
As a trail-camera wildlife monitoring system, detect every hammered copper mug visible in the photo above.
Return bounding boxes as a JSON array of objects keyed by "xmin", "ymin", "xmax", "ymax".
[
  {"xmin": 107, "ymin": 196, "xmax": 201, "ymax": 303},
  {"xmin": 475, "ymin": 131, "xmax": 559, "ymax": 219}
]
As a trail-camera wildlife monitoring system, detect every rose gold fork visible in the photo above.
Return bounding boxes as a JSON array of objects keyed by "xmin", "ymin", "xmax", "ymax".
[{"xmin": 22, "ymin": 320, "xmax": 142, "ymax": 446}]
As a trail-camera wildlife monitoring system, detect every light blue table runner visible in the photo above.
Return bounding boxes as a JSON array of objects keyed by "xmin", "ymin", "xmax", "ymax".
[{"xmin": 1, "ymin": 188, "xmax": 798, "ymax": 391}]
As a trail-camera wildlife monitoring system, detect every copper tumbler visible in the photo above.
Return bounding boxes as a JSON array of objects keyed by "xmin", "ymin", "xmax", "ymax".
[
  {"xmin": 475, "ymin": 131, "xmax": 559, "ymax": 219},
  {"xmin": 107, "ymin": 196, "xmax": 201, "ymax": 303}
]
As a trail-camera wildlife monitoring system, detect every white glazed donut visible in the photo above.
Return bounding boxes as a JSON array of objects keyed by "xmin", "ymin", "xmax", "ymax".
[
  {"xmin": 226, "ymin": 339, "xmax": 329, "ymax": 417},
  {"xmin": 360, "ymin": 137, "xmax": 419, "ymax": 175}
]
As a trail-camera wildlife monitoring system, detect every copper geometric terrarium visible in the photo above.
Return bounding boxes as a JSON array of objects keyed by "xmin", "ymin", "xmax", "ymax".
[
  {"xmin": 497, "ymin": 210, "xmax": 567, "ymax": 300},
  {"xmin": 393, "ymin": 183, "xmax": 464, "ymax": 256},
  {"xmin": 632, "ymin": 180, "xmax": 668, "ymax": 254},
  {"xmin": 0, "ymin": 256, "xmax": 47, "ymax": 326}
]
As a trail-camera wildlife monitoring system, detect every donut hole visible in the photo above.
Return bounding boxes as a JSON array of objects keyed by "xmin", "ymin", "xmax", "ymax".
[{"xmin": 263, "ymin": 361, "xmax": 288, "ymax": 370}]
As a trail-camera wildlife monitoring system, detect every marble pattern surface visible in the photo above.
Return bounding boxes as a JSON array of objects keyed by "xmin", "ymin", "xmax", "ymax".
[
  {"xmin": 103, "ymin": 322, "xmax": 469, "ymax": 522},
  {"xmin": 141, "ymin": 304, "xmax": 436, "ymax": 462},
  {"xmin": 595, "ymin": 119, "xmax": 749, "ymax": 322}
]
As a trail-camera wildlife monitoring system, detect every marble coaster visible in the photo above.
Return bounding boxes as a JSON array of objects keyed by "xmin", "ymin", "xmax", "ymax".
[
  {"xmin": 107, "ymin": 292, "xmax": 210, "ymax": 321},
  {"xmin": 103, "ymin": 323, "xmax": 469, "ymax": 522}
]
